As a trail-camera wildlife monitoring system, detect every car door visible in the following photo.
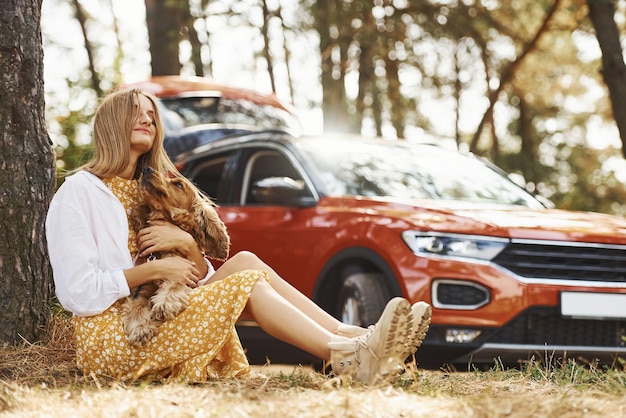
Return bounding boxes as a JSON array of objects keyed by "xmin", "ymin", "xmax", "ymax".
[{"xmin": 189, "ymin": 144, "xmax": 322, "ymax": 296}]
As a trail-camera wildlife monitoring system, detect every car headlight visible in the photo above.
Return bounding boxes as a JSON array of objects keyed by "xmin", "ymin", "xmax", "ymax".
[{"xmin": 401, "ymin": 232, "xmax": 509, "ymax": 261}]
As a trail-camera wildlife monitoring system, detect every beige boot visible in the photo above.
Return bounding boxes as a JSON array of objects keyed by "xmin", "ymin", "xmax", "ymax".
[
  {"xmin": 407, "ymin": 301, "xmax": 432, "ymax": 356},
  {"xmin": 336, "ymin": 300, "xmax": 432, "ymax": 376},
  {"xmin": 336, "ymin": 323, "xmax": 368, "ymax": 336},
  {"xmin": 328, "ymin": 297, "xmax": 412, "ymax": 383}
]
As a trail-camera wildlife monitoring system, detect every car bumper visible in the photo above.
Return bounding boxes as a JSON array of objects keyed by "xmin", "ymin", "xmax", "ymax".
[
  {"xmin": 403, "ymin": 257, "xmax": 626, "ymax": 368},
  {"xmin": 417, "ymin": 306, "xmax": 626, "ymax": 368},
  {"xmin": 455, "ymin": 343, "xmax": 626, "ymax": 366}
]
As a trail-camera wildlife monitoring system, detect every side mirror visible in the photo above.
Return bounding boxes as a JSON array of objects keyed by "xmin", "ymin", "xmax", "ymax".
[{"xmin": 251, "ymin": 177, "xmax": 316, "ymax": 207}]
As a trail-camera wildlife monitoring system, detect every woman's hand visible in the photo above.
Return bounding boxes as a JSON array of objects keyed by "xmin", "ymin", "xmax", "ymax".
[
  {"xmin": 137, "ymin": 220, "xmax": 196, "ymax": 258},
  {"xmin": 154, "ymin": 256, "xmax": 202, "ymax": 288},
  {"xmin": 134, "ymin": 219, "xmax": 209, "ymax": 281},
  {"xmin": 125, "ymin": 254, "xmax": 203, "ymax": 290}
]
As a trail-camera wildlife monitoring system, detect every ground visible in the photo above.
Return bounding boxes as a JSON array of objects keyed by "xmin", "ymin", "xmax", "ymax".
[{"xmin": 1, "ymin": 316, "xmax": 625, "ymax": 417}]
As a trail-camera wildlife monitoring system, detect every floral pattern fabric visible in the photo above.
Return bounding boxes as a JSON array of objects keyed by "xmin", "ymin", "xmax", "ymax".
[{"xmin": 72, "ymin": 176, "xmax": 260, "ymax": 382}]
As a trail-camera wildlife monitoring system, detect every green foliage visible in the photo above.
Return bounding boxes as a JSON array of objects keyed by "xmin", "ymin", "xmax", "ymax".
[
  {"xmin": 51, "ymin": 108, "xmax": 95, "ymax": 187},
  {"xmin": 495, "ymin": 142, "xmax": 626, "ymax": 216},
  {"xmin": 518, "ymin": 356, "xmax": 626, "ymax": 390},
  {"xmin": 397, "ymin": 356, "xmax": 626, "ymax": 396},
  {"xmin": 274, "ymin": 367, "xmax": 320, "ymax": 388},
  {"xmin": 45, "ymin": 54, "xmax": 102, "ymax": 187}
]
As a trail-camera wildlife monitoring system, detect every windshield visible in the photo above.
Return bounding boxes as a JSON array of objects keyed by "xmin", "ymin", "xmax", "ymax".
[
  {"xmin": 159, "ymin": 95, "xmax": 301, "ymax": 134},
  {"xmin": 296, "ymin": 136, "xmax": 543, "ymax": 208}
]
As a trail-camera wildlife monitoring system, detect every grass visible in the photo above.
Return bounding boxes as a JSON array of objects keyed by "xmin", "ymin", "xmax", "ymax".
[{"xmin": 1, "ymin": 316, "xmax": 626, "ymax": 417}]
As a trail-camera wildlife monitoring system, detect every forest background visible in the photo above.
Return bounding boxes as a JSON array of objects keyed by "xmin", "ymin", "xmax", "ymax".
[
  {"xmin": 3, "ymin": 0, "xmax": 626, "ymax": 346},
  {"xmin": 42, "ymin": 0, "xmax": 626, "ymax": 216},
  {"xmin": 2, "ymin": 4, "xmax": 626, "ymax": 415}
]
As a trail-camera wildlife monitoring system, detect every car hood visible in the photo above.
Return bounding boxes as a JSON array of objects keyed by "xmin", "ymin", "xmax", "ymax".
[{"xmin": 320, "ymin": 196, "xmax": 626, "ymax": 244}]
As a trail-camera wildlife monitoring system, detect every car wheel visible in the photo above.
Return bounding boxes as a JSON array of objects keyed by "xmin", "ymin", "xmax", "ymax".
[{"xmin": 336, "ymin": 272, "xmax": 390, "ymax": 327}]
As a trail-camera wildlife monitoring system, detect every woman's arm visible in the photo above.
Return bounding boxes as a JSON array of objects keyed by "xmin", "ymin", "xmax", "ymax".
[
  {"xmin": 124, "ymin": 255, "xmax": 202, "ymax": 289},
  {"xmin": 46, "ymin": 180, "xmax": 133, "ymax": 316}
]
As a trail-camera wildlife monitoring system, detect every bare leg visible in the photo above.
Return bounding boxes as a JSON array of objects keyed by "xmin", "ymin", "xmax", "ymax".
[
  {"xmin": 245, "ymin": 277, "xmax": 332, "ymax": 360},
  {"xmin": 206, "ymin": 251, "xmax": 342, "ymax": 332}
]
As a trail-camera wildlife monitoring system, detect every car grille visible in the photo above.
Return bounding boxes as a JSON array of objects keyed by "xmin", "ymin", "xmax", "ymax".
[
  {"xmin": 437, "ymin": 283, "xmax": 487, "ymax": 306},
  {"xmin": 487, "ymin": 307, "xmax": 625, "ymax": 348},
  {"xmin": 492, "ymin": 240, "xmax": 626, "ymax": 283},
  {"xmin": 433, "ymin": 280, "xmax": 489, "ymax": 308}
]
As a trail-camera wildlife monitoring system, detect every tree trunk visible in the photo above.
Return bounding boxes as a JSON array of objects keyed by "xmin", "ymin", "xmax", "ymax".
[
  {"xmin": 355, "ymin": 0, "xmax": 377, "ymax": 136},
  {"xmin": 106, "ymin": 0, "xmax": 124, "ymax": 86},
  {"xmin": 385, "ymin": 51, "xmax": 403, "ymax": 138},
  {"xmin": 313, "ymin": 0, "xmax": 351, "ymax": 133},
  {"xmin": 181, "ymin": 4, "xmax": 204, "ymax": 77},
  {"xmin": 587, "ymin": 0, "xmax": 626, "ymax": 158},
  {"xmin": 277, "ymin": 4, "xmax": 294, "ymax": 103},
  {"xmin": 357, "ymin": 41, "xmax": 373, "ymax": 134},
  {"xmin": 71, "ymin": 0, "xmax": 102, "ymax": 96},
  {"xmin": 145, "ymin": 0, "xmax": 183, "ymax": 76},
  {"xmin": 454, "ymin": 41, "xmax": 463, "ymax": 147},
  {"xmin": 0, "ymin": 0, "xmax": 56, "ymax": 344},
  {"xmin": 261, "ymin": 0, "xmax": 277, "ymax": 93},
  {"xmin": 518, "ymin": 95, "xmax": 537, "ymax": 182}
]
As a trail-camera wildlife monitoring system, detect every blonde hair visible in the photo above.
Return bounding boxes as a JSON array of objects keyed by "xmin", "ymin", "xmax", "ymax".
[{"xmin": 79, "ymin": 88, "xmax": 177, "ymax": 179}]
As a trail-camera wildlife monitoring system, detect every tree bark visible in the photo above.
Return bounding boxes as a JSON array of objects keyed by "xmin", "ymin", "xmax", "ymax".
[
  {"xmin": 277, "ymin": 4, "xmax": 294, "ymax": 103},
  {"xmin": 587, "ymin": 0, "xmax": 626, "ymax": 158},
  {"xmin": 181, "ymin": 3, "xmax": 204, "ymax": 77},
  {"xmin": 71, "ymin": 0, "xmax": 102, "ymax": 96},
  {"xmin": 357, "ymin": 41, "xmax": 374, "ymax": 134},
  {"xmin": 313, "ymin": 0, "xmax": 351, "ymax": 133},
  {"xmin": 145, "ymin": 0, "xmax": 183, "ymax": 76},
  {"xmin": 0, "ymin": 0, "xmax": 56, "ymax": 344},
  {"xmin": 106, "ymin": 0, "xmax": 124, "ymax": 86},
  {"xmin": 385, "ymin": 51, "xmax": 403, "ymax": 138},
  {"xmin": 261, "ymin": 0, "xmax": 277, "ymax": 93}
]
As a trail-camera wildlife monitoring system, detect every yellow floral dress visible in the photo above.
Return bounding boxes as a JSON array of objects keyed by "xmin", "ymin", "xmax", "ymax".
[{"xmin": 72, "ymin": 176, "xmax": 264, "ymax": 382}]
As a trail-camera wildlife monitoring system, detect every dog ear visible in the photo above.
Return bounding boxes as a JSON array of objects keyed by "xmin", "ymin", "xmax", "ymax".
[
  {"xmin": 193, "ymin": 196, "xmax": 230, "ymax": 261},
  {"xmin": 169, "ymin": 207, "xmax": 194, "ymax": 229},
  {"xmin": 130, "ymin": 204, "xmax": 151, "ymax": 232}
]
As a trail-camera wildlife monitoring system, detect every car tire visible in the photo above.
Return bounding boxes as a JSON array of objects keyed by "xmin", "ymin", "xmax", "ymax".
[{"xmin": 336, "ymin": 272, "xmax": 390, "ymax": 327}]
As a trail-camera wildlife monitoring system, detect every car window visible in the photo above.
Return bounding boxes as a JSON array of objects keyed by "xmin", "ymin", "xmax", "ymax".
[
  {"xmin": 296, "ymin": 137, "xmax": 543, "ymax": 208},
  {"xmin": 241, "ymin": 150, "xmax": 309, "ymax": 205},
  {"xmin": 160, "ymin": 96, "xmax": 300, "ymax": 133},
  {"xmin": 188, "ymin": 153, "xmax": 232, "ymax": 202}
]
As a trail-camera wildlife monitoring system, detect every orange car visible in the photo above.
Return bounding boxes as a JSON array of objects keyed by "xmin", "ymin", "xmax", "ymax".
[
  {"xmin": 131, "ymin": 77, "xmax": 626, "ymax": 369},
  {"xmin": 124, "ymin": 75, "xmax": 300, "ymax": 135}
]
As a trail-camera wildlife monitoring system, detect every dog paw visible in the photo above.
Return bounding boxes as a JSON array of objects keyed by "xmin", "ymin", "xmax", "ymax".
[
  {"xmin": 152, "ymin": 300, "xmax": 187, "ymax": 321},
  {"xmin": 123, "ymin": 296, "xmax": 158, "ymax": 346},
  {"xmin": 126, "ymin": 324, "xmax": 158, "ymax": 347},
  {"xmin": 151, "ymin": 287, "xmax": 189, "ymax": 321}
]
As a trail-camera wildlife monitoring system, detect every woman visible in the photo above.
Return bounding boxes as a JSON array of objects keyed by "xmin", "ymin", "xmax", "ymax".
[{"xmin": 46, "ymin": 88, "xmax": 431, "ymax": 384}]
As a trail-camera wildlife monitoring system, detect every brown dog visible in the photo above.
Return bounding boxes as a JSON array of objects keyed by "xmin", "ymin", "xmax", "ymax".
[{"xmin": 121, "ymin": 167, "xmax": 230, "ymax": 346}]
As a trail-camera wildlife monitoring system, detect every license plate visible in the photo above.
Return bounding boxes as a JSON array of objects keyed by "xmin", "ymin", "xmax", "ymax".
[{"xmin": 560, "ymin": 291, "xmax": 626, "ymax": 320}]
